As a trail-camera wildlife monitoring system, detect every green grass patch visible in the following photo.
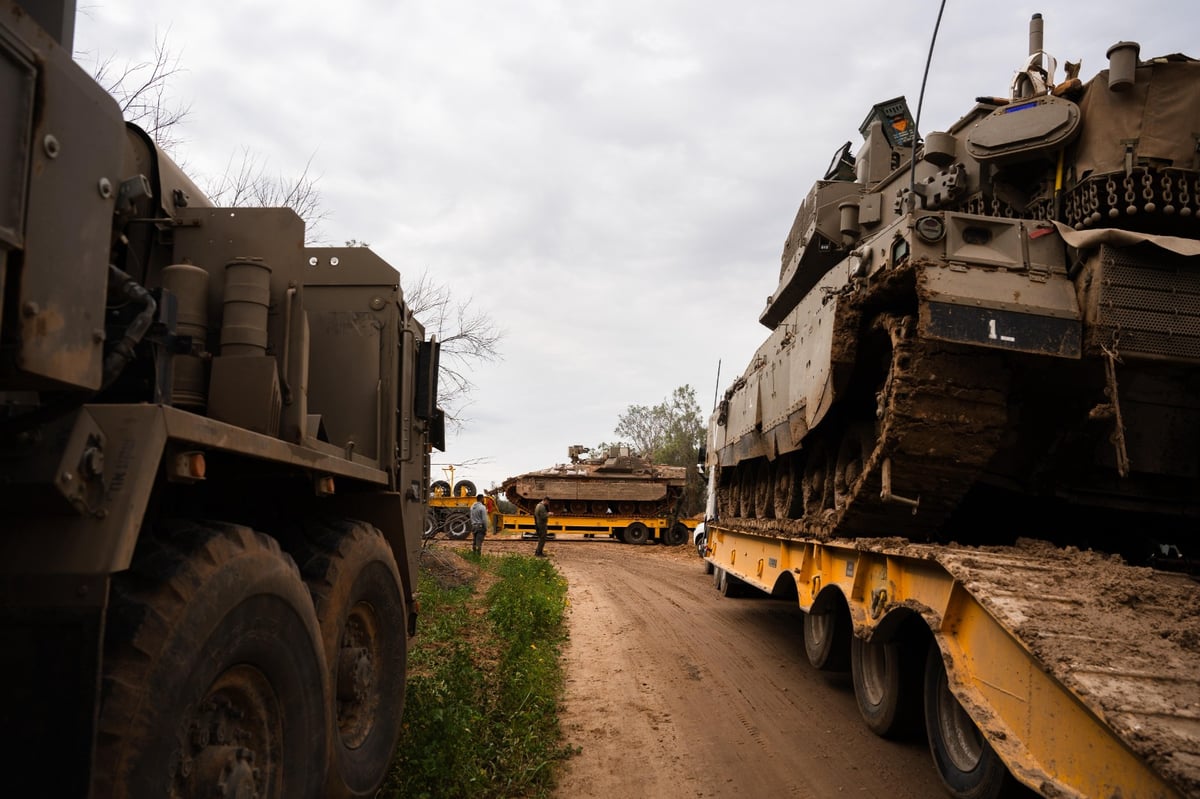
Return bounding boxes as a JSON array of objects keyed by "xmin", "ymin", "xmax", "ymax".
[{"xmin": 380, "ymin": 551, "xmax": 576, "ymax": 798}]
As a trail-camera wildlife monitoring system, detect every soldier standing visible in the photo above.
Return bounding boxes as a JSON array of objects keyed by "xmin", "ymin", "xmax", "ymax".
[
  {"xmin": 534, "ymin": 497, "xmax": 550, "ymax": 557},
  {"xmin": 469, "ymin": 494, "xmax": 488, "ymax": 556}
]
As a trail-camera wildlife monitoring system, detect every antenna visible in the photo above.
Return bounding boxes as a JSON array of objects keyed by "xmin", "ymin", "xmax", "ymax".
[
  {"xmin": 712, "ymin": 360, "xmax": 722, "ymax": 412},
  {"xmin": 907, "ymin": 0, "xmax": 948, "ymax": 209}
]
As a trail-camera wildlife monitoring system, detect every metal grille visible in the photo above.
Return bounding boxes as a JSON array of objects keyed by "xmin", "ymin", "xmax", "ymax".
[{"xmin": 1098, "ymin": 245, "xmax": 1200, "ymax": 360}]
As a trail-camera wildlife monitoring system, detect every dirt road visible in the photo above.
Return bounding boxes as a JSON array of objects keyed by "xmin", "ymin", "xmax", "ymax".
[{"xmin": 482, "ymin": 536, "xmax": 947, "ymax": 798}]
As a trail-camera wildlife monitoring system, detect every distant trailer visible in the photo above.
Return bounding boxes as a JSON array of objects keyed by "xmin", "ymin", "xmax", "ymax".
[{"xmin": 499, "ymin": 513, "xmax": 696, "ymax": 546}]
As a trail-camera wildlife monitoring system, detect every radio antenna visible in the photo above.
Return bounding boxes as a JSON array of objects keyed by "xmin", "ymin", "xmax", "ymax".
[{"xmin": 908, "ymin": 0, "xmax": 948, "ymax": 208}]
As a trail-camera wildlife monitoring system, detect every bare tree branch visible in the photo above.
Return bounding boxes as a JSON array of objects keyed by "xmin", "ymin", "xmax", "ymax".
[
  {"xmin": 401, "ymin": 267, "xmax": 504, "ymax": 429},
  {"xmin": 86, "ymin": 28, "xmax": 192, "ymax": 154}
]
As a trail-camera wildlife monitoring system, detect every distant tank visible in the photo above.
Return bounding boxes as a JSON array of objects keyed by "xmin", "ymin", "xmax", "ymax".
[
  {"xmin": 502, "ymin": 445, "xmax": 687, "ymax": 517},
  {"xmin": 710, "ymin": 16, "xmax": 1200, "ymax": 561}
]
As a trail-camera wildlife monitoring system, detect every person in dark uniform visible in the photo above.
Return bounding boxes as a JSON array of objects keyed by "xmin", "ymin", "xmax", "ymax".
[
  {"xmin": 534, "ymin": 496, "xmax": 550, "ymax": 557},
  {"xmin": 469, "ymin": 494, "xmax": 488, "ymax": 556}
]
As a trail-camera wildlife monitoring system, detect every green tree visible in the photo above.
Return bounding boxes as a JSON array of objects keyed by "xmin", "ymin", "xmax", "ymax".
[{"xmin": 614, "ymin": 385, "xmax": 706, "ymax": 514}]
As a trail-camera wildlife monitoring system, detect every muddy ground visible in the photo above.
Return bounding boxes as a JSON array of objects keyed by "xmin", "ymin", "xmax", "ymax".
[{"xmin": 435, "ymin": 535, "xmax": 947, "ymax": 798}]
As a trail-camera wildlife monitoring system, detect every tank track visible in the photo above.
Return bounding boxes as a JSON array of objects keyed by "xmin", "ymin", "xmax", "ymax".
[
  {"xmin": 832, "ymin": 316, "xmax": 1010, "ymax": 539},
  {"xmin": 725, "ymin": 315, "xmax": 1011, "ymax": 542}
]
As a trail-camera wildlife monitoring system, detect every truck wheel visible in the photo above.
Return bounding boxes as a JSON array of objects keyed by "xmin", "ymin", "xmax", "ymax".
[
  {"xmin": 624, "ymin": 521, "xmax": 650, "ymax": 545},
  {"xmin": 429, "ymin": 480, "xmax": 451, "ymax": 497},
  {"xmin": 663, "ymin": 521, "xmax": 688, "ymax": 546},
  {"xmin": 298, "ymin": 520, "xmax": 408, "ymax": 798},
  {"xmin": 924, "ymin": 647, "xmax": 1016, "ymax": 799},
  {"xmin": 803, "ymin": 594, "xmax": 850, "ymax": 671},
  {"xmin": 444, "ymin": 512, "xmax": 469, "ymax": 539},
  {"xmin": 717, "ymin": 568, "xmax": 744, "ymax": 597},
  {"xmin": 851, "ymin": 635, "xmax": 923, "ymax": 739},
  {"xmin": 94, "ymin": 522, "xmax": 329, "ymax": 799}
]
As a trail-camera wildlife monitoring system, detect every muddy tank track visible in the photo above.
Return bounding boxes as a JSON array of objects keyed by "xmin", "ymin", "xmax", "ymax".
[{"xmin": 725, "ymin": 315, "xmax": 1012, "ymax": 542}]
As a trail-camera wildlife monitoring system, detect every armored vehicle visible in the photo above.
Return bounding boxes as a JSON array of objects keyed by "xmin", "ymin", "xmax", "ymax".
[
  {"xmin": 702, "ymin": 17, "xmax": 1200, "ymax": 798},
  {"xmin": 502, "ymin": 445, "xmax": 687, "ymax": 518},
  {"xmin": 0, "ymin": 2, "xmax": 443, "ymax": 796},
  {"xmin": 710, "ymin": 14, "xmax": 1200, "ymax": 559}
]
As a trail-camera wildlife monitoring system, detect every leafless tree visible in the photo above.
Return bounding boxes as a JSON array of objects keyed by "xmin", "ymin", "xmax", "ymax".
[
  {"xmin": 207, "ymin": 148, "xmax": 329, "ymax": 243},
  {"xmin": 83, "ymin": 34, "xmax": 327, "ymax": 241},
  {"xmin": 399, "ymin": 267, "xmax": 504, "ymax": 429},
  {"xmin": 86, "ymin": 29, "xmax": 191, "ymax": 153}
]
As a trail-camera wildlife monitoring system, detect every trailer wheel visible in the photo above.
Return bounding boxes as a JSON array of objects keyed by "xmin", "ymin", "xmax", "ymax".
[
  {"xmin": 851, "ymin": 635, "xmax": 923, "ymax": 738},
  {"xmin": 452, "ymin": 479, "xmax": 476, "ymax": 497},
  {"xmin": 924, "ymin": 647, "xmax": 1016, "ymax": 799},
  {"xmin": 803, "ymin": 592, "xmax": 851, "ymax": 671},
  {"xmin": 298, "ymin": 520, "xmax": 408, "ymax": 798},
  {"xmin": 717, "ymin": 568, "xmax": 745, "ymax": 597},
  {"xmin": 444, "ymin": 512, "xmax": 469, "ymax": 539},
  {"xmin": 422, "ymin": 509, "xmax": 439, "ymax": 540},
  {"xmin": 93, "ymin": 522, "xmax": 329, "ymax": 799},
  {"xmin": 430, "ymin": 480, "xmax": 451, "ymax": 497},
  {"xmin": 662, "ymin": 521, "xmax": 688, "ymax": 546},
  {"xmin": 624, "ymin": 521, "xmax": 650, "ymax": 545}
]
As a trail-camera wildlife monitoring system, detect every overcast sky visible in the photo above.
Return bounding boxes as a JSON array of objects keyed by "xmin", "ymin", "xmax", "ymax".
[{"xmin": 73, "ymin": 1, "xmax": 1198, "ymax": 494}]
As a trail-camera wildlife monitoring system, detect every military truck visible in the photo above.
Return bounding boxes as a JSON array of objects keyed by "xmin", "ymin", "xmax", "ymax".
[
  {"xmin": 705, "ymin": 13, "xmax": 1200, "ymax": 798},
  {"xmin": 0, "ymin": 2, "xmax": 443, "ymax": 796}
]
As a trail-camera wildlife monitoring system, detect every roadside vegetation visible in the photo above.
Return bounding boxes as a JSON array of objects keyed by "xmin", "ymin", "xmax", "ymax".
[{"xmin": 380, "ymin": 550, "xmax": 575, "ymax": 798}]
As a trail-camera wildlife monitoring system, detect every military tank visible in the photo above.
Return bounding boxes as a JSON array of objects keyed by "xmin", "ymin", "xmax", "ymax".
[
  {"xmin": 502, "ymin": 445, "xmax": 687, "ymax": 517},
  {"xmin": 710, "ymin": 15, "xmax": 1200, "ymax": 559}
]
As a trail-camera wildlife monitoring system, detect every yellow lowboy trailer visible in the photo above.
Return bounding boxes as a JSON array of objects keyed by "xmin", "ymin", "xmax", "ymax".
[
  {"xmin": 704, "ymin": 524, "xmax": 1200, "ymax": 798},
  {"xmin": 501, "ymin": 513, "xmax": 696, "ymax": 545}
]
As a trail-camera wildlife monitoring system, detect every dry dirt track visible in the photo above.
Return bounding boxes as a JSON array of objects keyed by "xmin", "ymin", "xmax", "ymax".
[{"xmin": 477, "ymin": 536, "xmax": 948, "ymax": 799}]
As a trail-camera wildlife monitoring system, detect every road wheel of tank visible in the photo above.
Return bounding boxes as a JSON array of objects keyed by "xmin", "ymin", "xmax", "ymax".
[
  {"xmin": 616, "ymin": 500, "xmax": 637, "ymax": 515},
  {"xmin": 834, "ymin": 424, "xmax": 877, "ymax": 510},
  {"xmin": 568, "ymin": 500, "xmax": 589, "ymax": 514},
  {"xmin": 93, "ymin": 522, "xmax": 329, "ymax": 799},
  {"xmin": 803, "ymin": 593, "xmax": 850, "ymax": 671},
  {"xmin": 801, "ymin": 440, "xmax": 833, "ymax": 518},
  {"xmin": 422, "ymin": 509, "xmax": 438, "ymax": 540},
  {"xmin": 752, "ymin": 458, "xmax": 774, "ymax": 518},
  {"xmin": 924, "ymin": 647, "xmax": 1017, "ymax": 799},
  {"xmin": 726, "ymin": 473, "xmax": 742, "ymax": 518},
  {"xmin": 296, "ymin": 520, "xmax": 408, "ymax": 798},
  {"xmin": 662, "ymin": 521, "xmax": 689, "ymax": 546},
  {"xmin": 452, "ymin": 479, "xmax": 476, "ymax": 497},
  {"xmin": 444, "ymin": 512, "xmax": 469, "ymax": 539},
  {"xmin": 851, "ymin": 635, "xmax": 924, "ymax": 739},
  {"xmin": 624, "ymin": 521, "xmax": 650, "ymax": 545},
  {"xmin": 772, "ymin": 453, "xmax": 802, "ymax": 519},
  {"xmin": 430, "ymin": 480, "xmax": 451, "ymax": 497},
  {"xmin": 738, "ymin": 464, "xmax": 757, "ymax": 517}
]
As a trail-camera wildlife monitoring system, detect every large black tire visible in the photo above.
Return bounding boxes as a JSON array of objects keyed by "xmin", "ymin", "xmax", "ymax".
[
  {"xmin": 850, "ymin": 635, "xmax": 924, "ymax": 739},
  {"xmin": 717, "ymin": 568, "xmax": 745, "ymax": 598},
  {"xmin": 444, "ymin": 512, "xmax": 469, "ymax": 539},
  {"xmin": 452, "ymin": 479, "xmax": 476, "ymax": 498},
  {"xmin": 422, "ymin": 509, "xmax": 439, "ymax": 540},
  {"xmin": 924, "ymin": 647, "xmax": 1018, "ymax": 799},
  {"xmin": 297, "ymin": 520, "xmax": 408, "ymax": 798},
  {"xmin": 803, "ymin": 596, "xmax": 851, "ymax": 672},
  {"xmin": 429, "ymin": 480, "xmax": 451, "ymax": 497},
  {"xmin": 94, "ymin": 522, "xmax": 329, "ymax": 799},
  {"xmin": 662, "ymin": 521, "xmax": 689, "ymax": 547},
  {"xmin": 624, "ymin": 521, "xmax": 650, "ymax": 545}
]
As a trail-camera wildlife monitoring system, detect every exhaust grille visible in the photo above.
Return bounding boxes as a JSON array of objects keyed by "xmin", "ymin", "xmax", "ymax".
[{"xmin": 1097, "ymin": 244, "xmax": 1200, "ymax": 361}]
